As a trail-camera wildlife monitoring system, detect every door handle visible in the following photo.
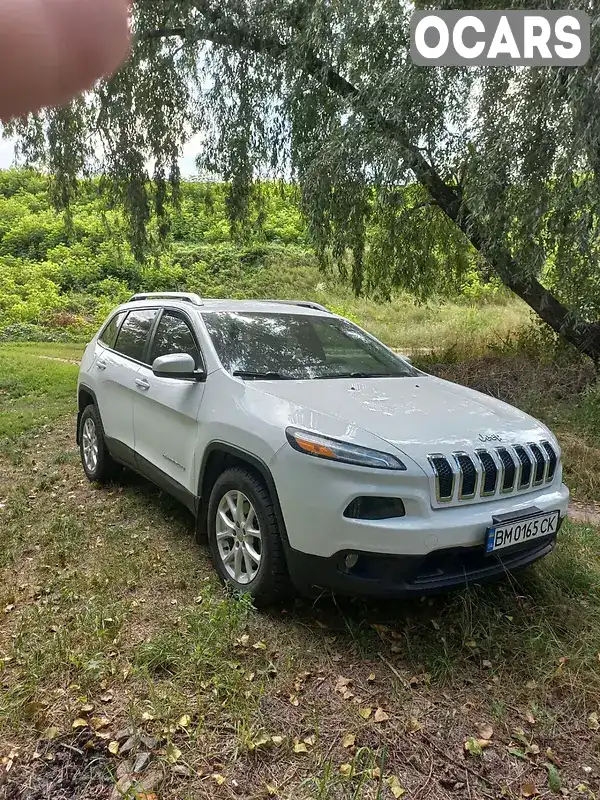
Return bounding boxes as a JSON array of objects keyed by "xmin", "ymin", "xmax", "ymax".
[
  {"xmin": 135, "ymin": 378, "xmax": 150, "ymax": 391},
  {"xmin": 96, "ymin": 359, "xmax": 107, "ymax": 371}
]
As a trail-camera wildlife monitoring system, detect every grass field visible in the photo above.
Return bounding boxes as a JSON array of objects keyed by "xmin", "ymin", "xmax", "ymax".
[{"xmin": 0, "ymin": 343, "xmax": 599, "ymax": 800}]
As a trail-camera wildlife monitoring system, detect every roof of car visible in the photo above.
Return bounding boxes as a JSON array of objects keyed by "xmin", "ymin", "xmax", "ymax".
[{"xmin": 121, "ymin": 295, "xmax": 334, "ymax": 316}]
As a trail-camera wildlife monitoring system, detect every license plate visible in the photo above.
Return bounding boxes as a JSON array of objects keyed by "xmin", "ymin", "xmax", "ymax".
[{"xmin": 485, "ymin": 510, "xmax": 560, "ymax": 554}]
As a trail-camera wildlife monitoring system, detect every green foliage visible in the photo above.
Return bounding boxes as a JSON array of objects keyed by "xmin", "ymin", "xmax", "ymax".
[
  {"xmin": 7, "ymin": 1, "xmax": 600, "ymax": 345},
  {"xmin": 0, "ymin": 168, "xmax": 531, "ymax": 352}
]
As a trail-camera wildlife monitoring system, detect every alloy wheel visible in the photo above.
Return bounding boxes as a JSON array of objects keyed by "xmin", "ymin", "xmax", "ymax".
[
  {"xmin": 82, "ymin": 417, "xmax": 99, "ymax": 473},
  {"xmin": 215, "ymin": 490, "xmax": 262, "ymax": 584}
]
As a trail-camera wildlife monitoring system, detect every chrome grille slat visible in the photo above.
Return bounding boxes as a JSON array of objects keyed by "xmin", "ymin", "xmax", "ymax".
[
  {"xmin": 513, "ymin": 445, "xmax": 533, "ymax": 489},
  {"xmin": 529, "ymin": 443, "xmax": 546, "ymax": 485},
  {"xmin": 428, "ymin": 441, "xmax": 558, "ymax": 504},
  {"xmin": 476, "ymin": 449, "xmax": 498, "ymax": 496},
  {"xmin": 542, "ymin": 441, "xmax": 558, "ymax": 481},
  {"xmin": 496, "ymin": 447, "xmax": 516, "ymax": 492},
  {"xmin": 454, "ymin": 452, "xmax": 477, "ymax": 499},
  {"xmin": 429, "ymin": 454, "xmax": 455, "ymax": 502}
]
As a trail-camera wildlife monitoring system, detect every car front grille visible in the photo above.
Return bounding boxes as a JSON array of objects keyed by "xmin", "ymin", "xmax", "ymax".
[{"xmin": 428, "ymin": 441, "xmax": 558, "ymax": 504}]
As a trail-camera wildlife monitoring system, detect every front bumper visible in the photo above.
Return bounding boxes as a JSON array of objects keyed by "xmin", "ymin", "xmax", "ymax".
[
  {"xmin": 285, "ymin": 529, "xmax": 560, "ymax": 598},
  {"xmin": 271, "ymin": 446, "xmax": 570, "ymax": 559}
]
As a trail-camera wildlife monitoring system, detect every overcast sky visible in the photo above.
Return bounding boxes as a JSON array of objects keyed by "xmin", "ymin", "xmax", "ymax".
[{"xmin": 0, "ymin": 134, "xmax": 202, "ymax": 176}]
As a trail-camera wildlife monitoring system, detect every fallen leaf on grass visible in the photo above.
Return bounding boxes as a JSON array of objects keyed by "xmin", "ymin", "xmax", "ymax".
[
  {"xmin": 525, "ymin": 710, "xmax": 536, "ymax": 725},
  {"xmin": 253, "ymin": 641, "xmax": 267, "ymax": 650},
  {"xmin": 165, "ymin": 743, "xmax": 181, "ymax": 764},
  {"xmin": 407, "ymin": 717, "xmax": 423, "ymax": 733},
  {"xmin": 100, "ymin": 691, "xmax": 113, "ymax": 703},
  {"xmin": 212, "ymin": 773, "xmax": 225, "ymax": 785},
  {"xmin": 251, "ymin": 734, "xmax": 271, "ymax": 750},
  {"xmin": 141, "ymin": 712, "xmax": 155, "ymax": 722},
  {"xmin": 177, "ymin": 714, "xmax": 191, "ymax": 729},
  {"xmin": 374, "ymin": 708, "xmax": 389, "ymax": 723},
  {"xmin": 289, "ymin": 694, "xmax": 299, "ymax": 707},
  {"xmin": 293, "ymin": 742, "xmax": 308, "ymax": 754},
  {"xmin": 90, "ymin": 716, "xmax": 110, "ymax": 730},
  {"xmin": 342, "ymin": 733, "xmax": 355, "ymax": 748},
  {"xmin": 271, "ymin": 736, "xmax": 283, "ymax": 746},
  {"xmin": 339, "ymin": 763, "xmax": 354, "ymax": 777},
  {"xmin": 303, "ymin": 735, "xmax": 316, "ymax": 746},
  {"xmin": 521, "ymin": 781, "xmax": 538, "ymax": 798},
  {"xmin": 358, "ymin": 707, "xmax": 372, "ymax": 719},
  {"xmin": 72, "ymin": 718, "xmax": 88, "ymax": 730},
  {"xmin": 508, "ymin": 747, "xmax": 527, "ymax": 761},
  {"xmin": 386, "ymin": 775, "xmax": 405, "ymax": 798},
  {"xmin": 464, "ymin": 737, "xmax": 490, "ymax": 756},
  {"xmin": 266, "ymin": 783, "xmax": 278, "ymax": 796},
  {"xmin": 108, "ymin": 741, "xmax": 119, "ymax": 755},
  {"xmin": 367, "ymin": 672, "xmax": 376, "ymax": 682},
  {"xmin": 587, "ymin": 712, "xmax": 599, "ymax": 730},
  {"xmin": 477, "ymin": 723, "xmax": 494, "ymax": 740},
  {"xmin": 335, "ymin": 676, "xmax": 351, "ymax": 692},
  {"xmin": 42, "ymin": 727, "xmax": 60, "ymax": 741}
]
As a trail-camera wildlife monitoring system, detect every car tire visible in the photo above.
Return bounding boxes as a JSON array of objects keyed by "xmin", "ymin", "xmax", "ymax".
[
  {"xmin": 79, "ymin": 404, "xmax": 120, "ymax": 484},
  {"xmin": 207, "ymin": 467, "xmax": 290, "ymax": 605}
]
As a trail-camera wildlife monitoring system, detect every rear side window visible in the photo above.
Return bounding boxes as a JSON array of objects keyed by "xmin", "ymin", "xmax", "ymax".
[
  {"xmin": 149, "ymin": 312, "xmax": 202, "ymax": 368},
  {"xmin": 114, "ymin": 310, "xmax": 158, "ymax": 363},
  {"xmin": 99, "ymin": 312, "xmax": 126, "ymax": 348}
]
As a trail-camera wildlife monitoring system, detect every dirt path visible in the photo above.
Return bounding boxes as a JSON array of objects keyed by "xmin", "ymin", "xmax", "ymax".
[
  {"xmin": 568, "ymin": 501, "xmax": 600, "ymax": 525},
  {"xmin": 36, "ymin": 355, "xmax": 81, "ymax": 366}
]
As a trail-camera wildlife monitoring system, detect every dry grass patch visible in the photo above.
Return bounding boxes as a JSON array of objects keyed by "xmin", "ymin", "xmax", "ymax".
[{"xmin": 1, "ymin": 416, "xmax": 599, "ymax": 799}]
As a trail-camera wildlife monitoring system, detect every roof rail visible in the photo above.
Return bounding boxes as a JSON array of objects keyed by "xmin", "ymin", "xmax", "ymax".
[
  {"xmin": 128, "ymin": 292, "xmax": 203, "ymax": 306},
  {"xmin": 259, "ymin": 300, "xmax": 331, "ymax": 313}
]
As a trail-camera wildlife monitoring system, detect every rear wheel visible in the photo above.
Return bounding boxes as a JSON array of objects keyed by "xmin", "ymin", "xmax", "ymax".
[
  {"xmin": 79, "ymin": 405, "xmax": 120, "ymax": 484},
  {"xmin": 207, "ymin": 467, "xmax": 290, "ymax": 605}
]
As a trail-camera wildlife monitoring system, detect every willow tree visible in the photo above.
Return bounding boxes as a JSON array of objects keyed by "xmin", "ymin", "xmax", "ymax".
[{"xmin": 6, "ymin": 0, "xmax": 600, "ymax": 359}]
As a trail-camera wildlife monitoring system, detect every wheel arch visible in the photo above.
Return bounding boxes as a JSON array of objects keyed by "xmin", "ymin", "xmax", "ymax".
[
  {"xmin": 76, "ymin": 384, "xmax": 98, "ymax": 444},
  {"xmin": 197, "ymin": 443, "xmax": 289, "ymax": 544}
]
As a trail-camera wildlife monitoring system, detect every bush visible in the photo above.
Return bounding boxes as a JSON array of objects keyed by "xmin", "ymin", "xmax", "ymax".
[{"xmin": 0, "ymin": 322, "xmax": 78, "ymax": 342}]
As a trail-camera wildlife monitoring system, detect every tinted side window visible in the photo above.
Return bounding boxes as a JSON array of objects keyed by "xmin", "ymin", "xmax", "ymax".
[
  {"xmin": 149, "ymin": 312, "xmax": 202, "ymax": 368},
  {"xmin": 114, "ymin": 310, "xmax": 158, "ymax": 362},
  {"xmin": 99, "ymin": 311, "xmax": 126, "ymax": 348}
]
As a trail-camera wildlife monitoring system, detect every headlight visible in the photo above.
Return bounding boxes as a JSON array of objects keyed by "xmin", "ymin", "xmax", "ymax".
[{"xmin": 285, "ymin": 427, "xmax": 406, "ymax": 470}]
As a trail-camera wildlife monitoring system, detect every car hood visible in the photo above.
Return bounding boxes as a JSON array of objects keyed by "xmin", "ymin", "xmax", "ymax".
[{"xmin": 253, "ymin": 375, "xmax": 552, "ymax": 458}]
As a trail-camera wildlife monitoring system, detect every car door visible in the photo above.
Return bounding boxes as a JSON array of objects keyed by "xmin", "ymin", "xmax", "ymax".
[
  {"xmin": 93, "ymin": 308, "xmax": 159, "ymax": 461},
  {"xmin": 133, "ymin": 308, "xmax": 206, "ymax": 497}
]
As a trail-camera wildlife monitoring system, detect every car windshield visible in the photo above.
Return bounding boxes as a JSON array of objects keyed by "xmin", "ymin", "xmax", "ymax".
[{"xmin": 201, "ymin": 311, "xmax": 417, "ymax": 380}]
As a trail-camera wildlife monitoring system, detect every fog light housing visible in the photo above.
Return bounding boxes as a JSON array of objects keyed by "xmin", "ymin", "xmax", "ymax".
[
  {"xmin": 344, "ymin": 496, "xmax": 406, "ymax": 520},
  {"xmin": 345, "ymin": 553, "xmax": 359, "ymax": 569}
]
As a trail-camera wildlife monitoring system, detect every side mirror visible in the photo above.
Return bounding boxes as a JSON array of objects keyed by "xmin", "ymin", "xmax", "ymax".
[{"xmin": 152, "ymin": 353, "xmax": 205, "ymax": 381}]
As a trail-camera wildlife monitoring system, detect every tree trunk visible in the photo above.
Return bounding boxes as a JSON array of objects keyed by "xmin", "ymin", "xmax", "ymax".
[{"xmin": 147, "ymin": 16, "xmax": 600, "ymax": 361}]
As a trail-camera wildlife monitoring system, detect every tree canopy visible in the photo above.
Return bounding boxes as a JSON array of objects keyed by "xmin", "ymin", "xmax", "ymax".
[{"xmin": 4, "ymin": 0, "xmax": 600, "ymax": 358}]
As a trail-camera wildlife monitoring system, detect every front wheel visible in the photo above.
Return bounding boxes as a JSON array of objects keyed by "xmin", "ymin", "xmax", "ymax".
[
  {"xmin": 207, "ymin": 467, "xmax": 290, "ymax": 605},
  {"xmin": 79, "ymin": 405, "xmax": 120, "ymax": 484}
]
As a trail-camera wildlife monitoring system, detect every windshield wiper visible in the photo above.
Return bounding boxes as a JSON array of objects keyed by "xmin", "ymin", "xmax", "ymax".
[
  {"xmin": 232, "ymin": 370, "xmax": 294, "ymax": 380},
  {"xmin": 315, "ymin": 371, "xmax": 398, "ymax": 379}
]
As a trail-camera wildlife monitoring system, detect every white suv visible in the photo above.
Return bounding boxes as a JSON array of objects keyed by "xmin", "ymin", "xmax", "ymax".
[{"xmin": 77, "ymin": 292, "xmax": 569, "ymax": 603}]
